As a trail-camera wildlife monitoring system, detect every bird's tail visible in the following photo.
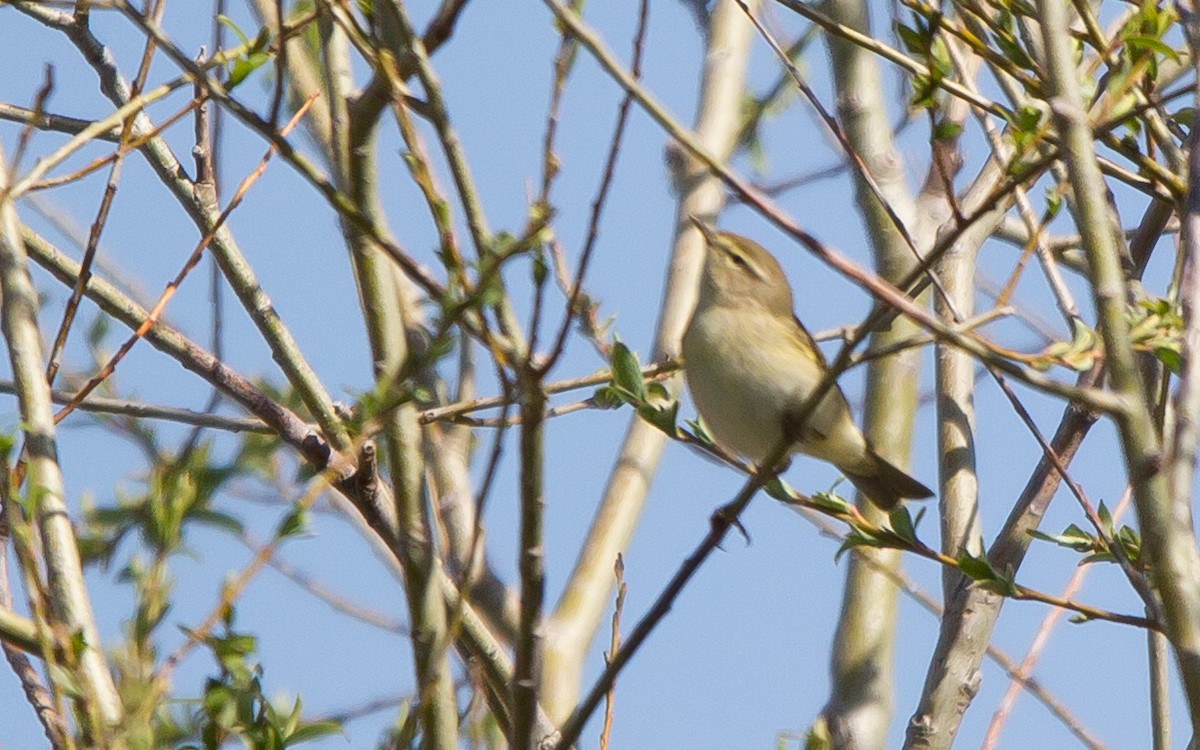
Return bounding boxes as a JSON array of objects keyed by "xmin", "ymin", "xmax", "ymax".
[{"xmin": 843, "ymin": 450, "xmax": 933, "ymax": 511}]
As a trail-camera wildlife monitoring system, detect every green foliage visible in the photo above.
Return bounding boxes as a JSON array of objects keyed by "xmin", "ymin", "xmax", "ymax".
[
  {"xmin": 595, "ymin": 343, "xmax": 681, "ymax": 438},
  {"xmin": 833, "ymin": 502, "xmax": 925, "ymax": 560},
  {"xmin": 887, "ymin": 504, "xmax": 922, "ymax": 546},
  {"xmin": 932, "ymin": 118, "xmax": 962, "ymax": 140},
  {"xmin": 216, "ymin": 16, "xmax": 272, "ymax": 89},
  {"xmin": 608, "ymin": 342, "xmax": 646, "ymax": 404},
  {"xmin": 1128, "ymin": 298, "xmax": 1183, "ymax": 374},
  {"xmin": 177, "ymin": 617, "xmax": 342, "ymax": 750},
  {"xmin": 78, "ymin": 441, "xmax": 242, "ymax": 568},
  {"xmin": 989, "ymin": 7, "xmax": 1035, "ymax": 72},
  {"xmin": 955, "ymin": 549, "xmax": 1019, "ymax": 596},
  {"xmin": 1117, "ymin": 0, "xmax": 1180, "ymax": 84},
  {"xmin": 685, "ymin": 417, "xmax": 714, "ymax": 448},
  {"xmin": 1029, "ymin": 299, "xmax": 1182, "ymax": 374},
  {"xmin": 896, "ymin": 11, "xmax": 952, "ymax": 109},
  {"xmin": 807, "ymin": 489, "xmax": 851, "ymax": 515},
  {"xmin": 1004, "ymin": 104, "xmax": 1045, "ymax": 162},
  {"xmin": 763, "ymin": 476, "xmax": 799, "ymax": 503},
  {"xmin": 834, "ymin": 526, "xmax": 888, "ymax": 561},
  {"xmin": 1032, "ymin": 319, "xmax": 1099, "ymax": 372},
  {"xmin": 531, "ymin": 247, "xmax": 549, "ymax": 288},
  {"xmin": 274, "ymin": 505, "xmax": 310, "ymax": 540},
  {"xmin": 1029, "ymin": 500, "xmax": 1143, "ymax": 566}
]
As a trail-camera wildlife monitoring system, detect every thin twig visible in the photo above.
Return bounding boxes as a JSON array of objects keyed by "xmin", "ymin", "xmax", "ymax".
[
  {"xmin": 538, "ymin": 0, "xmax": 649, "ymax": 375},
  {"xmin": 419, "ymin": 360, "xmax": 677, "ymax": 425},
  {"xmin": 793, "ymin": 505, "xmax": 1107, "ymax": 750},
  {"xmin": 0, "ymin": 379, "xmax": 272, "ymax": 433},
  {"xmin": 0, "ymin": 102, "xmax": 123, "ymax": 142},
  {"xmin": 599, "ymin": 555, "xmax": 627, "ymax": 750},
  {"xmin": 50, "ymin": 95, "xmax": 317, "ymax": 426},
  {"xmin": 981, "ymin": 489, "xmax": 1132, "ymax": 750},
  {"xmin": 45, "ymin": 0, "xmax": 167, "ymax": 387}
]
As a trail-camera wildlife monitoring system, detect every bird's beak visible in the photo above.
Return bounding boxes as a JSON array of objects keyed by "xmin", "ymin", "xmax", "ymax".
[{"xmin": 687, "ymin": 214, "xmax": 717, "ymax": 243}]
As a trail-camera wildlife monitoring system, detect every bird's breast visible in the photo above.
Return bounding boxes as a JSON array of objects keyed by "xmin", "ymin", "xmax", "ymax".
[{"xmin": 681, "ymin": 306, "xmax": 866, "ymax": 466}]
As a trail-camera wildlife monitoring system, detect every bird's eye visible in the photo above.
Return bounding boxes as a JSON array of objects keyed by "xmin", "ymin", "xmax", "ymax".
[{"xmin": 728, "ymin": 252, "xmax": 748, "ymax": 268}]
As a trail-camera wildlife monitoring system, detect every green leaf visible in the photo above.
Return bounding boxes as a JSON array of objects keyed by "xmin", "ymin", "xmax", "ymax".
[
  {"xmin": 228, "ymin": 51, "xmax": 271, "ymax": 89},
  {"xmin": 933, "ymin": 119, "xmax": 962, "ymax": 140},
  {"xmin": 1006, "ymin": 104, "xmax": 1043, "ymax": 148},
  {"xmin": 1117, "ymin": 526, "xmax": 1142, "ymax": 564},
  {"xmin": 1029, "ymin": 523, "xmax": 1095, "ymax": 553},
  {"xmin": 1123, "ymin": 35, "xmax": 1181, "ymax": 63},
  {"xmin": 276, "ymin": 507, "xmax": 309, "ymax": 539},
  {"xmin": 896, "ymin": 23, "xmax": 927, "ymax": 54},
  {"xmin": 190, "ymin": 508, "xmax": 246, "ymax": 535},
  {"xmin": 1097, "ymin": 500, "xmax": 1113, "ymax": 535},
  {"xmin": 834, "ymin": 531, "xmax": 875, "ymax": 562},
  {"xmin": 992, "ymin": 29, "xmax": 1034, "ymax": 70},
  {"xmin": 1154, "ymin": 345, "xmax": 1182, "ymax": 374},
  {"xmin": 637, "ymin": 401, "xmax": 679, "ymax": 437},
  {"xmin": 0, "ymin": 430, "xmax": 14, "ymax": 463},
  {"xmin": 888, "ymin": 506, "xmax": 918, "ymax": 545},
  {"xmin": 250, "ymin": 25, "xmax": 272, "ymax": 55},
  {"xmin": 909, "ymin": 74, "xmax": 939, "ymax": 110},
  {"xmin": 532, "ymin": 249, "xmax": 548, "ymax": 288},
  {"xmin": 284, "ymin": 697, "xmax": 303, "ymax": 738},
  {"xmin": 592, "ymin": 385, "xmax": 624, "ymax": 409},
  {"xmin": 285, "ymin": 721, "xmax": 344, "ymax": 746},
  {"xmin": 685, "ymin": 417, "xmax": 714, "ymax": 447},
  {"xmin": 67, "ymin": 628, "xmax": 89, "ymax": 659},
  {"xmin": 956, "ymin": 549, "xmax": 1018, "ymax": 595},
  {"xmin": 609, "ymin": 342, "xmax": 646, "ymax": 404},
  {"xmin": 217, "ymin": 15, "xmax": 251, "ymax": 49},
  {"xmin": 763, "ymin": 476, "xmax": 798, "ymax": 503},
  {"xmin": 1044, "ymin": 186, "xmax": 1062, "ymax": 218},
  {"xmin": 809, "ymin": 490, "xmax": 850, "ymax": 514},
  {"xmin": 950, "ymin": 549, "xmax": 988, "ymax": 578},
  {"xmin": 476, "ymin": 271, "xmax": 504, "ymax": 309}
]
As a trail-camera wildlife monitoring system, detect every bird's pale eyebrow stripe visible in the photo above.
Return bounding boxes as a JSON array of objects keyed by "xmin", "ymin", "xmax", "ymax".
[{"xmin": 720, "ymin": 241, "xmax": 764, "ymax": 281}]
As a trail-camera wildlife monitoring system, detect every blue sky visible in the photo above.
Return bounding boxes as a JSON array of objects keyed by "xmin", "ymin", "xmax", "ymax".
[{"xmin": 0, "ymin": 1, "xmax": 1180, "ymax": 748}]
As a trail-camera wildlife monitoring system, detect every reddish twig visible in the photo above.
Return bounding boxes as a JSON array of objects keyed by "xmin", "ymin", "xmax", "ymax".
[{"xmin": 52, "ymin": 94, "xmax": 318, "ymax": 425}]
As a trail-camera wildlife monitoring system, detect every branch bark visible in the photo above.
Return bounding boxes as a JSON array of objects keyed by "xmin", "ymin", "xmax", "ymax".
[
  {"xmin": 539, "ymin": 0, "xmax": 757, "ymax": 721},
  {"xmin": 817, "ymin": 0, "xmax": 924, "ymax": 745},
  {"xmin": 0, "ymin": 150, "xmax": 123, "ymax": 730},
  {"xmin": 1040, "ymin": 0, "xmax": 1200, "ymax": 739}
]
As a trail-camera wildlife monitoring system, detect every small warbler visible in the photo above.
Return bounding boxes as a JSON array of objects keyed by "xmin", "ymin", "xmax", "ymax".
[{"xmin": 681, "ymin": 220, "xmax": 933, "ymax": 510}]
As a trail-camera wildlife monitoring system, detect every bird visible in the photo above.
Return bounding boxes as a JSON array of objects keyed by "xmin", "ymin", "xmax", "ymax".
[{"xmin": 680, "ymin": 220, "xmax": 933, "ymax": 510}]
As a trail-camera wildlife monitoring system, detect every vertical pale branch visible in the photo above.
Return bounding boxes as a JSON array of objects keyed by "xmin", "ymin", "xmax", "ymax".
[
  {"xmin": 817, "ymin": 0, "xmax": 922, "ymax": 745},
  {"xmin": 924, "ymin": 43, "xmax": 984, "ymax": 599},
  {"xmin": 931, "ymin": 236, "xmax": 982, "ymax": 596},
  {"xmin": 1149, "ymin": 627, "xmax": 1172, "ymax": 750},
  {"xmin": 1040, "ymin": 0, "xmax": 1200, "ymax": 736},
  {"xmin": 513, "ymin": 374, "xmax": 548, "ymax": 749},
  {"xmin": 0, "ymin": 152, "xmax": 123, "ymax": 729},
  {"xmin": 1164, "ymin": 7, "xmax": 1200, "ymax": 737},
  {"xmin": 375, "ymin": 0, "xmax": 530, "ymax": 353},
  {"xmin": 900, "ymin": 168, "xmax": 1029, "ymax": 750},
  {"xmin": 904, "ymin": 372, "xmax": 1101, "ymax": 750},
  {"xmin": 821, "ymin": 328, "xmax": 921, "ymax": 750},
  {"xmin": 327, "ymin": 12, "xmax": 459, "ymax": 745},
  {"xmin": 539, "ymin": 0, "xmax": 756, "ymax": 721}
]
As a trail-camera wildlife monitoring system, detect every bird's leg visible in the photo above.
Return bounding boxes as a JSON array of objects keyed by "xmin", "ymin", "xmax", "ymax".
[{"xmin": 782, "ymin": 410, "xmax": 825, "ymax": 446}]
